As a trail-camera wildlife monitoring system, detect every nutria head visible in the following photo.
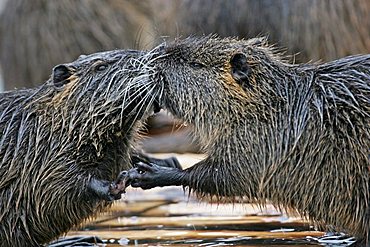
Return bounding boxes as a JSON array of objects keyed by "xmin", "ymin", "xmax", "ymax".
[
  {"xmin": 20, "ymin": 49, "xmax": 162, "ymax": 178},
  {"xmin": 151, "ymin": 36, "xmax": 291, "ymax": 148},
  {"xmin": 0, "ymin": 49, "xmax": 161, "ymax": 244},
  {"xmin": 50, "ymin": 49, "xmax": 160, "ymax": 130}
]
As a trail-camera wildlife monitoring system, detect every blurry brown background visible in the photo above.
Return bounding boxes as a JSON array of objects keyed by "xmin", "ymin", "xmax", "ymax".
[{"xmin": 0, "ymin": 0, "xmax": 369, "ymax": 153}]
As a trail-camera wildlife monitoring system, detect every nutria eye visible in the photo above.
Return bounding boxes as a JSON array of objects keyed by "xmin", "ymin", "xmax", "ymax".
[
  {"xmin": 95, "ymin": 63, "xmax": 108, "ymax": 72},
  {"xmin": 190, "ymin": 62, "xmax": 205, "ymax": 69}
]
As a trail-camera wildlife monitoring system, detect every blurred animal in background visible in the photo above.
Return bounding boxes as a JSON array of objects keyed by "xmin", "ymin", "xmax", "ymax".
[
  {"xmin": 2, "ymin": 0, "xmax": 369, "ymax": 89},
  {"xmin": 0, "ymin": 0, "xmax": 155, "ymax": 89},
  {"xmin": 174, "ymin": 0, "xmax": 370, "ymax": 63}
]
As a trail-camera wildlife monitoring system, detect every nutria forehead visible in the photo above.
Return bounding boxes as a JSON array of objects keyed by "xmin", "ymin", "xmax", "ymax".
[
  {"xmin": 163, "ymin": 37, "xmax": 266, "ymax": 55},
  {"xmin": 155, "ymin": 37, "xmax": 272, "ymax": 70}
]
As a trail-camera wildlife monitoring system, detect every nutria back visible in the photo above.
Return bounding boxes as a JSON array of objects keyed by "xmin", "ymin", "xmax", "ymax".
[
  {"xmin": 129, "ymin": 37, "xmax": 370, "ymax": 243},
  {"xmin": 0, "ymin": 49, "xmax": 159, "ymax": 245},
  {"xmin": 3, "ymin": 0, "xmax": 370, "ymax": 90},
  {"xmin": 175, "ymin": 0, "xmax": 370, "ymax": 62}
]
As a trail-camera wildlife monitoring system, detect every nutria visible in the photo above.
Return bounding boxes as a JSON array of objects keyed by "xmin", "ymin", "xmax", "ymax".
[
  {"xmin": 0, "ymin": 0, "xmax": 155, "ymax": 90},
  {"xmin": 4, "ymin": 0, "xmax": 370, "ymax": 90},
  {"xmin": 175, "ymin": 0, "xmax": 370, "ymax": 62},
  {"xmin": 0, "ymin": 49, "xmax": 179, "ymax": 246},
  {"xmin": 125, "ymin": 37, "xmax": 370, "ymax": 244}
]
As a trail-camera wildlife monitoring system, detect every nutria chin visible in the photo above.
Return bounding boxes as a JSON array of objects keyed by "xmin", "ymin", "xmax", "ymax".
[
  {"xmin": 125, "ymin": 37, "xmax": 370, "ymax": 244},
  {"xmin": 0, "ymin": 49, "xmax": 179, "ymax": 246}
]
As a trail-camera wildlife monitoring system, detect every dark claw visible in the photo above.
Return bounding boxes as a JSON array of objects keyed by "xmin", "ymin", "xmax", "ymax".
[
  {"xmin": 135, "ymin": 161, "xmax": 155, "ymax": 172},
  {"xmin": 131, "ymin": 153, "xmax": 182, "ymax": 170},
  {"xmin": 87, "ymin": 172, "xmax": 131, "ymax": 202},
  {"xmin": 165, "ymin": 157, "xmax": 182, "ymax": 170},
  {"xmin": 116, "ymin": 170, "xmax": 128, "ymax": 182},
  {"xmin": 122, "ymin": 154, "xmax": 184, "ymax": 190},
  {"xmin": 107, "ymin": 183, "xmax": 122, "ymax": 201}
]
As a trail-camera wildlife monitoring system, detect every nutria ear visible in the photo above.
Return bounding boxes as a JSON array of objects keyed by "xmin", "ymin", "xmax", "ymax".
[
  {"xmin": 52, "ymin": 64, "xmax": 72, "ymax": 87},
  {"xmin": 230, "ymin": 53, "xmax": 252, "ymax": 90}
]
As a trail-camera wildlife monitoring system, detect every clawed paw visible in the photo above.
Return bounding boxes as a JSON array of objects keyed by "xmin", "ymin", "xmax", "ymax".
[
  {"xmin": 128, "ymin": 162, "xmax": 161, "ymax": 189},
  {"xmin": 115, "ymin": 160, "xmax": 183, "ymax": 191}
]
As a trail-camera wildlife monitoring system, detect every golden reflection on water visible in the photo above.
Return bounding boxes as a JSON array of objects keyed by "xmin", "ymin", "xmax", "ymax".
[{"xmin": 67, "ymin": 189, "xmax": 326, "ymax": 246}]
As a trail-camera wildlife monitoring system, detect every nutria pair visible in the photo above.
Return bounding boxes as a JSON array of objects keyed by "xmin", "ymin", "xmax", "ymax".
[
  {"xmin": 1, "ymin": 36, "xmax": 368, "ymax": 246},
  {"xmin": 125, "ymin": 37, "xmax": 370, "ymax": 244},
  {"xmin": 0, "ymin": 49, "xmax": 179, "ymax": 246}
]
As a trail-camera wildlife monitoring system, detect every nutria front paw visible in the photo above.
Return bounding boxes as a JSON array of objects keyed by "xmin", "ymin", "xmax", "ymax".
[{"xmin": 128, "ymin": 162, "xmax": 184, "ymax": 189}]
